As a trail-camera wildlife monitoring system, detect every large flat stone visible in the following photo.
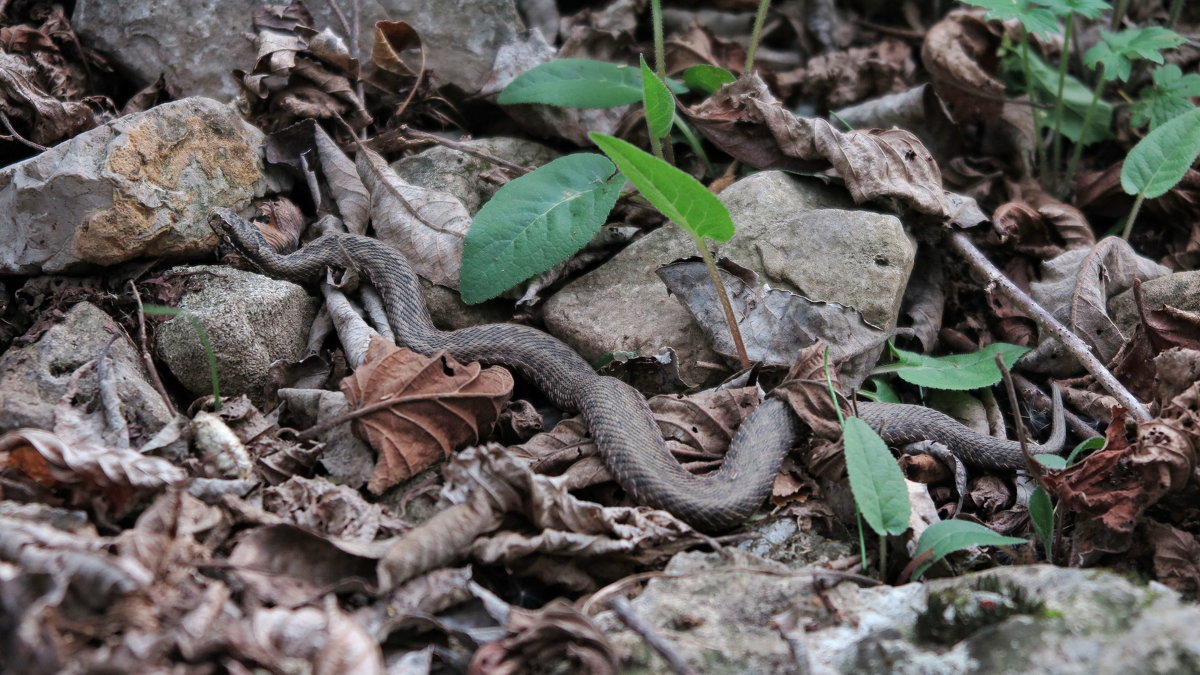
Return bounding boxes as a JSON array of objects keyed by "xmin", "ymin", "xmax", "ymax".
[{"xmin": 543, "ymin": 171, "xmax": 916, "ymax": 384}]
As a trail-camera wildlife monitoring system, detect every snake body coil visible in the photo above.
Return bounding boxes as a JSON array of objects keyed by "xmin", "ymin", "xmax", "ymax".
[{"xmin": 210, "ymin": 208, "xmax": 1063, "ymax": 532}]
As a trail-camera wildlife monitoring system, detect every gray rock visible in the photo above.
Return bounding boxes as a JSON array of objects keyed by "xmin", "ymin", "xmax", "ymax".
[
  {"xmin": 0, "ymin": 302, "xmax": 173, "ymax": 437},
  {"xmin": 1109, "ymin": 270, "xmax": 1200, "ymax": 337},
  {"xmin": 391, "ymin": 137, "xmax": 559, "ymax": 331},
  {"xmin": 0, "ymin": 97, "xmax": 280, "ymax": 275},
  {"xmin": 598, "ymin": 555, "xmax": 1200, "ymax": 674},
  {"xmin": 543, "ymin": 171, "xmax": 916, "ymax": 385},
  {"xmin": 157, "ymin": 266, "xmax": 317, "ymax": 404},
  {"xmin": 73, "ymin": 0, "xmax": 528, "ymax": 100}
]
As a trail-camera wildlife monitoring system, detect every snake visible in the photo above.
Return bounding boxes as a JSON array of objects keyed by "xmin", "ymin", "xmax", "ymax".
[{"xmin": 209, "ymin": 208, "xmax": 1066, "ymax": 532}]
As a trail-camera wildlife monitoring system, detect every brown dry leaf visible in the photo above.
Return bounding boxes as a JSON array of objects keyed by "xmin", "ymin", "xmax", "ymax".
[
  {"xmin": 1028, "ymin": 237, "xmax": 1172, "ymax": 369},
  {"xmin": 921, "ymin": 9, "xmax": 1004, "ymax": 123},
  {"xmin": 685, "ymin": 73, "xmax": 952, "ymax": 219},
  {"xmin": 0, "ymin": 428, "xmax": 187, "ymax": 490},
  {"xmin": 1142, "ymin": 521, "xmax": 1200, "ymax": 596},
  {"xmin": 313, "ymin": 124, "xmax": 370, "ymax": 234},
  {"xmin": 993, "ymin": 178, "xmax": 1095, "ymax": 259},
  {"xmin": 355, "ymin": 145, "xmax": 471, "ymax": 289},
  {"xmin": 263, "ymin": 476, "xmax": 410, "ymax": 542},
  {"xmin": 256, "ymin": 197, "xmax": 306, "ymax": 252},
  {"xmin": 657, "ymin": 257, "xmax": 890, "ymax": 388},
  {"xmin": 664, "ymin": 21, "xmax": 747, "ymax": 75},
  {"xmin": 1110, "ymin": 304, "xmax": 1200, "ymax": 402},
  {"xmin": 0, "ymin": 51, "xmax": 101, "ymax": 145},
  {"xmin": 250, "ymin": 604, "xmax": 384, "ymax": 675},
  {"xmin": 228, "ymin": 524, "xmax": 382, "ymax": 606},
  {"xmin": 471, "ymin": 599, "xmax": 616, "ymax": 675},
  {"xmin": 370, "ymin": 21, "xmax": 423, "ymax": 79},
  {"xmin": 772, "ymin": 342, "xmax": 843, "ymax": 439},
  {"xmin": 793, "ymin": 38, "xmax": 915, "ymax": 109},
  {"xmin": 340, "ymin": 337, "xmax": 513, "ymax": 494}
]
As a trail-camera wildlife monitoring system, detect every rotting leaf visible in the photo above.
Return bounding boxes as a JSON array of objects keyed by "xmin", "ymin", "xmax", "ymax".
[
  {"xmin": 356, "ymin": 145, "xmax": 472, "ymax": 289},
  {"xmin": 471, "ymin": 599, "xmax": 616, "ymax": 675},
  {"xmin": 657, "ymin": 257, "xmax": 890, "ymax": 389},
  {"xmin": 0, "ymin": 428, "xmax": 187, "ymax": 491},
  {"xmin": 340, "ymin": 337, "xmax": 513, "ymax": 494},
  {"xmin": 685, "ymin": 73, "xmax": 952, "ymax": 219},
  {"xmin": 920, "ymin": 9, "xmax": 1004, "ymax": 123}
]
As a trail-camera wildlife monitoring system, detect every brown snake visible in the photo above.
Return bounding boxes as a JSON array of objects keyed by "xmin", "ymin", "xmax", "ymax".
[{"xmin": 210, "ymin": 208, "xmax": 1065, "ymax": 532}]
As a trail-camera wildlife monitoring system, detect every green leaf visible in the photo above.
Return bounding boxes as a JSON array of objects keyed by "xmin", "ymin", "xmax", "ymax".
[
  {"xmin": 460, "ymin": 154, "xmax": 623, "ymax": 304},
  {"xmin": 1085, "ymin": 27, "xmax": 1183, "ymax": 82},
  {"xmin": 1121, "ymin": 107, "xmax": 1200, "ymax": 200},
  {"xmin": 683, "ymin": 64, "xmax": 737, "ymax": 94},
  {"xmin": 1131, "ymin": 65, "xmax": 1200, "ymax": 130},
  {"xmin": 640, "ymin": 55, "xmax": 674, "ymax": 141},
  {"xmin": 1065, "ymin": 435, "xmax": 1106, "ymax": 465},
  {"xmin": 1029, "ymin": 486, "xmax": 1054, "ymax": 555},
  {"xmin": 498, "ymin": 59, "xmax": 687, "ymax": 109},
  {"xmin": 913, "ymin": 520, "xmax": 1026, "ymax": 578},
  {"xmin": 1035, "ymin": 454, "xmax": 1068, "ymax": 469},
  {"xmin": 878, "ymin": 343, "xmax": 1030, "ymax": 391},
  {"xmin": 861, "ymin": 377, "xmax": 901, "ymax": 403},
  {"xmin": 1020, "ymin": 50, "xmax": 1112, "ymax": 144},
  {"xmin": 842, "ymin": 416, "xmax": 911, "ymax": 537},
  {"xmin": 1034, "ymin": 0, "xmax": 1108, "ymax": 20},
  {"xmin": 143, "ymin": 305, "xmax": 221, "ymax": 411},
  {"xmin": 964, "ymin": 0, "xmax": 1059, "ymax": 36},
  {"xmin": 588, "ymin": 132, "xmax": 735, "ymax": 241}
]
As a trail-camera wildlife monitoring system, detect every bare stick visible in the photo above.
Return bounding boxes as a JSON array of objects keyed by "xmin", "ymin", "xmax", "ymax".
[
  {"xmin": 949, "ymin": 231, "xmax": 1149, "ymax": 421},
  {"xmin": 128, "ymin": 281, "xmax": 178, "ymax": 416},
  {"xmin": 608, "ymin": 596, "xmax": 697, "ymax": 675}
]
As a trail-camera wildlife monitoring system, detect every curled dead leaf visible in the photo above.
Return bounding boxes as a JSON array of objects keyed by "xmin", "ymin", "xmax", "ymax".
[
  {"xmin": 921, "ymin": 9, "xmax": 1004, "ymax": 123},
  {"xmin": 340, "ymin": 337, "xmax": 513, "ymax": 493}
]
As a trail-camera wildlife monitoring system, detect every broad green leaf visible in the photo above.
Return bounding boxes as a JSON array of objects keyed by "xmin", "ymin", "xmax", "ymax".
[
  {"xmin": 460, "ymin": 154, "xmax": 623, "ymax": 304},
  {"xmin": 1121, "ymin": 107, "xmax": 1200, "ymax": 200},
  {"xmin": 498, "ymin": 59, "xmax": 687, "ymax": 109},
  {"xmin": 640, "ymin": 55, "xmax": 674, "ymax": 141},
  {"xmin": 964, "ymin": 0, "xmax": 1059, "ymax": 36},
  {"xmin": 1065, "ymin": 435, "xmax": 1105, "ymax": 465},
  {"xmin": 1131, "ymin": 64, "xmax": 1200, "ymax": 130},
  {"xmin": 842, "ymin": 416, "xmax": 910, "ymax": 537},
  {"xmin": 913, "ymin": 520, "xmax": 1026, "ymax": 578},
  {"xmin": 877, "ymin": 343, "xmax": 1029, "ymax": 391},
  {"xmin": 861, "ymin": 377, "xmax": 901, "ymax": 403},
  {"xmin": 1035, "ymin": 0, "xmax": 1108, "ymax": 19},
  {"xmin": 1085, "ymin": 27, "xmax": 1183, "ymax": 82},
  {"xmin": 1020, "ymin": 51, "xmax": 1112, "ymax": 144},
  {"xmin": 588, "ymin": 133, "xmax": 735, "ymax": 241},
  {"xmin": 1029, "ymin": 486, "xmax": 1054, "ymax": 555},
  {"xmin": 1035, "ymin": 454, "xmax": 1068, "ymax": 469},
  {"xmin": 683, "ymin": 64, "xmax": 736, "ymax": 94}
]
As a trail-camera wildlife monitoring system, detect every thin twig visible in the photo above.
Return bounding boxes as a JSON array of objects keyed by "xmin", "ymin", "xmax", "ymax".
[
  {"xmin": 995, "ymin": 354, "xmax": 1049, "ymax": 487},
  {"xmin": 396, "ymin": 126, "xmax": 531, "ymax": 174},
  {"xmin": 0, "ymin": 112, "xmax": 48, "ymax": 151},
  {"xmin": 949, "ymin": 231, "xmax": 1149, "ymax": 421},
  {"xmin": 128, "ymin": 281, "xmax": 178, "ymax": 417},
  {"xmin": 608, "ymin": 596, "xmax": 697, "ymax": 675}
]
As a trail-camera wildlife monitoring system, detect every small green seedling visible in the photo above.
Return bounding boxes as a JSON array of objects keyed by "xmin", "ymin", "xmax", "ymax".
[{"xmin": 143, "ymin": 305, "xmax": 221, "ymax": 411}]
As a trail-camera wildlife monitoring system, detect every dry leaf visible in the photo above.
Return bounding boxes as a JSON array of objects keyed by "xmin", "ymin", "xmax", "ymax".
[
  {"xmin": 340, "ymin": 337, "xmax": 513, "ymax": 493},
  {"xmin": 686, "ymin": 73, "xmax": 952, "ymax": 219},
  {"xmin": 0, "ymin": 428, "xmax": 187, "ymax": 490},
  {"xmin": 355, "ymin": 146, "xmax": 471, "ymax": 289},
  {"xmin": 920, "ymin": 9, "xmax": 1004, "ymax": 123},
  {"xmin": 471, "ymin": 599, "xmax": 616, "ymax": 675}
]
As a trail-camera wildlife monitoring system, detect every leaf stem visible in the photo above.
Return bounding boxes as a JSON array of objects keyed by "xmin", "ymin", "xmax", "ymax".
[
  {"xmin": 1166, "ymin": 0, "xmax": 1184, "ymax": 31},
  {"xmin": 1110, "ymin": 0, "xmax": 1128, "ymax": 30},
  {"xmin": 651, "ymin": 0, "xmax": 666, "ymax": 80},
  {"xmin": 1050, "ymin": 16, "xmax": 1074, "ymax": 192},
  {"xmin": 690, "ymin": 233, "xmax": 750, "ymax": 369},
  {"xmin": 1063, "ymin": 64, "xmax": 1107, "ymax": 196},
  {"xmin": 744, "ymin": 0, "xmax": 772, "ymax": 72},
  {"xmin": 1018, "ymin": 28, "xmax": 1047, "ymax": 183},
  {"xmin": 1121, "ymin": 191, "xmax": 1145, "ymax": 240}
]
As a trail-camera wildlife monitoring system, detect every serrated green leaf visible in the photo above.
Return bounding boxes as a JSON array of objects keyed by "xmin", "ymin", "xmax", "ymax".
[
  {"xmin": 588, "ymin": 132, "xmax": 735, "ymax": 242},
  {"xmin": 1121, "ymin": 107, "xmax": 1200, "ymax": 200},
  {"xmin": 1131, "ymin": 65, "xmax": 1200, "ymax": 130},
  {"xmin": 460, "ymin": 154, "xmax": 623, "ymax": 304},
  {"xmin": 498, "ymin": 58, "xmax": 687, "ymax": 109},
  {"xmin": 1021, "ymin": 50, "xmax": 1112, "ymax": 144},
  {"xmin": 879, "ymin": 343, "xmax": 1030, "ymax": 391},
  {"xmin": 843, "ymin": 417, "xmax": 910, "ymax": 537},
  {"xmin": 964, "ymin": 0, "xmax": 1059, "ymax": 36},
  {"xmin": 1035, "ymin": 0, "xmax": 1108, "ymax": 20},
  {"xmin": 1085, "ymin": 27, "xmax": 1183, "ymax": 82},
  {"xmin": 1065, "ymin": 435, "xmax": 1105, "ymax": 465},
  {"xmin": 1029, "ymin": 486, "xmax": 1054, "ymax": 555},
  {"xmin": 683, "ymin": 64, "xmax": 737, "ymax": 95},
  {"xmin": 640, "ymin": 56, "xmax": 674, "ymax": 140},
  {"xmin": 913, "ymin": 520, "xmax": 1026, "ymax": 578}
]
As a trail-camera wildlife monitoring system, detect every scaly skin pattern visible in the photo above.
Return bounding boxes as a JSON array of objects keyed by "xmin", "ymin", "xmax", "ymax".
[{"xmin": 209, "ymin": 208, "xmax": 1064, "ymax": 531}]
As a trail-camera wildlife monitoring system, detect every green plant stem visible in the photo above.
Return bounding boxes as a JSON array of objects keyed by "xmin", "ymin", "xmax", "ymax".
[
  {"xmin": 1167, "ymin": 0, "xmax": 1184, "ymax": 30},
  {"xmin": 879, "ymin": 533, "xmax": 888, "ymax": 581},
  {"xmin": 1110, "ymin": 0, "xmax": 1128, "ymax": 30},
  {"xmin": 1050, "ymin": 16, "xmax": 1075, "ymax": 191},
  {"xmin": 1018, "ymin": 28, "xmax": 1047, "ymax": 183},
  {"xmin": 1122, "ymin": 191, "xmax": 1145, "ymax": 240},
  {"xmin": 1063, "ymin": 65, "xmax": 1107, "ymax": 196},
  {"xmin": 647, "ymin": 128, "xmax": 664, "ymax": 160},
  {"xmin": 744, "ymin": 0, "xmax": 772, "ymax": 72},
  {"xmin": 651, "ymin": 0, "xmax": 666, "ymax": 80},
  {"xmin": 690, "ymin": 233, "xmax": 750, "ymax": 369}
]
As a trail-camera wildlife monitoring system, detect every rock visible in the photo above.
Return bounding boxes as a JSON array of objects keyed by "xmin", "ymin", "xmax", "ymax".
[
  {"xmin": 0, "ymin": 97, "xmax": 281, "ymax": 275},
  {"xmin": 598, "ymin": 556, "xmax": 1200, "ymax": 674},
  {"xmin": 391, "ymin": 137, "xmax": 559, "ymax": 331},
  {"xmin": 1109, "ymin": 270, "xmax": 1200, "ymax": 337},
  {"xmin": 0, "ymin": 302, "xmax": 173, "ymax": 438},
  {"xmin": 543, "ymin": 171, "xmax": 916, "ymax": 385},
  {"xmin": 157, "ymin": 266, "xmax": 317, "ymax": 404},
  {"xmin": 390, "ymin": 137, "xmax": 560, "ymax": 216},
  {"xmin": 73, "ymin": 0, "xmax": 530, "ymax": 100}
]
